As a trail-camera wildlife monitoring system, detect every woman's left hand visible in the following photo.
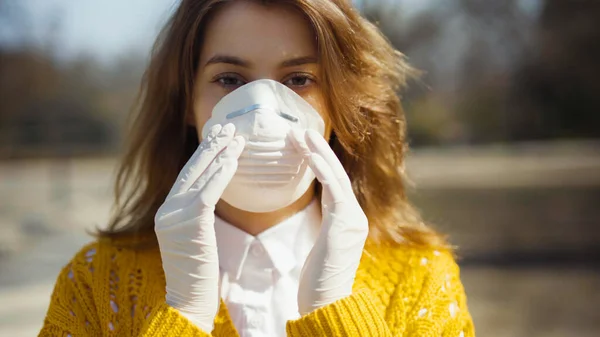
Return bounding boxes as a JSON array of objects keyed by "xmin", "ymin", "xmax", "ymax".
[{"xmin": 292, "ymin": 129, "xmax": 369, "ymax": 315}]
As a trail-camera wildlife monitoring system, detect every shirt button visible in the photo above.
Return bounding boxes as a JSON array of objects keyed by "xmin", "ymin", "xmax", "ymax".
[
  {"xmin": 248, "ymin": 314, "xmax": 265, "ymax": 329},
  {"xmin": 250, "ymin": 243, "xmax": 265, "ymax": 257}
]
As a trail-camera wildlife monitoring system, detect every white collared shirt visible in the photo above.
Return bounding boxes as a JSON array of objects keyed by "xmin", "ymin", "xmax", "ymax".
[{"xmin": 214, "ymin": 200, "xmax": 321, "ymax": 337}]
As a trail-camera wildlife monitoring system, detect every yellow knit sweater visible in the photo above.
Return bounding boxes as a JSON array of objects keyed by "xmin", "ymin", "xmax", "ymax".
[{"xmin": 39, "ymin": 237, "xmax": 475, "ymax": 336}]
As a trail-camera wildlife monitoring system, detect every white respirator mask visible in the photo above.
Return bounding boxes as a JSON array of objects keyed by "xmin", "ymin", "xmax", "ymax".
[{"xmin": 201, "ymin": 79, "xmax": 325, "ymax": 213}]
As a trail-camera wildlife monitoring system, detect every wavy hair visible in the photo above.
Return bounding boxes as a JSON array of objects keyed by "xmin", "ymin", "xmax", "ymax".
[{"xmin": 99, "ymin": 0, "xmax": 449, "ymax": 249}]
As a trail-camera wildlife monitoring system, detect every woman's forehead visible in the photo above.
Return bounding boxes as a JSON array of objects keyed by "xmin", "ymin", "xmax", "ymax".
[{"xmin": 200, "ymin": 1, "xmax": 317, "ymax": 67}]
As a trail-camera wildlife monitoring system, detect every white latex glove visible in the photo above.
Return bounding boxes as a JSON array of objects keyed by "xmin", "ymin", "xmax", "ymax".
[
  {"xmin": 154, "ymin": 123, "xmax": 245, "ymax": 332},
  {"xmin": 292, "ymin": 129, "xmax": 370, "ymax": 315}
]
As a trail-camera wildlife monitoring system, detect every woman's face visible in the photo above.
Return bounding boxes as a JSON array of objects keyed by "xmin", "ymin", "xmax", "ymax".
[{"xmin": 191, "ymin": 0, "xmax": 329, "ymax": 138}]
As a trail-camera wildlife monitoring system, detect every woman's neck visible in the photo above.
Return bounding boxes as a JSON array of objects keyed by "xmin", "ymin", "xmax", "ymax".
[{"xmin": 215, "ymin": 184, "xmax": 317, "ymax": 236}]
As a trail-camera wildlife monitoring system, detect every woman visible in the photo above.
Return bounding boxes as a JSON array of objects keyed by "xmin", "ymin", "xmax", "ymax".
[{"xmin": 40, "ymin": 0, "xmax": 475, "ymax": 336}]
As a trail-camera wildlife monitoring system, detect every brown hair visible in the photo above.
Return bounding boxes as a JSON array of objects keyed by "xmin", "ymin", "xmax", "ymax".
[{"xmin": 99, "ymin": 0, "xmax": 449, "ymax": 249}]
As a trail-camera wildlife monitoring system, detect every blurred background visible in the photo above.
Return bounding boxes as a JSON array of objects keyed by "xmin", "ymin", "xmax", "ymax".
[{"xmin": 0, "ymin": 0, "xmax": 598, "ymax": 336}]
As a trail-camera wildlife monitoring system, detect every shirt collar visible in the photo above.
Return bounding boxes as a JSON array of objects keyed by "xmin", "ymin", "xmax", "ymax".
[{"xmin": 214, "ymin": 200, "xmax": 321, "ymax": 281}]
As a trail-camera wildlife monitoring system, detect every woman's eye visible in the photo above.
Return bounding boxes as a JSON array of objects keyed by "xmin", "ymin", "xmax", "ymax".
[
  {"xmin": 213, "ymin": 74, "xmax": 246, "ymax": 89},
  {"xmin": 283, "ymin": 75, "xmax": 314, "ymax": 88},
  {"xmin": 219, "ymin": 76, "xmax": 244, "ymax": 86}
]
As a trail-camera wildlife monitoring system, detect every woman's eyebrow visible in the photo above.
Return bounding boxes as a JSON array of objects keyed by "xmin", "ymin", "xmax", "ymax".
[
  {"xmin": 204, "ymin": 55, "xmax": 251, "ymax": 67},
  {"xmin": 280, "ymin": 56, "xmax": 318, "ymax": 68}
]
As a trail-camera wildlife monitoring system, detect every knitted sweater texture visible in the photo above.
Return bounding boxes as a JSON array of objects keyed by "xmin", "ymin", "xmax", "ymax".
[{"xmin": 39, "ymin": 237, "xmax": 475, "ymax": 336}]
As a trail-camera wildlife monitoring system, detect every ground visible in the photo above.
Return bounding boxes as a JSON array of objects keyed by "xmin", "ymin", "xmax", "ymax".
[{"xmin": 1, "ymin": 143, "xmax": 599, "ymax": 336}]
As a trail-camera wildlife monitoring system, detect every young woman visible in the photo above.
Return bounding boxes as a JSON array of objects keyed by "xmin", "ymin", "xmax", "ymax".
[{"xmin": 40, "ymin": 0, "xmax": 475, "ymax": 336}]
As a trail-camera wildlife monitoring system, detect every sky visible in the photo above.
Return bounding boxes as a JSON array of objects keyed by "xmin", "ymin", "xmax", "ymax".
[{"xmin": 1, "ymin": 0, "xmax": 177, "ymax": 63}]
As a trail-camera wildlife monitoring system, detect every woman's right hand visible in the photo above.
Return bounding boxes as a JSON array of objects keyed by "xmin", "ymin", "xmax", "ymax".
[{"xmin": 154, "ymin": 123, "xmax": 245, "ymax": 332}]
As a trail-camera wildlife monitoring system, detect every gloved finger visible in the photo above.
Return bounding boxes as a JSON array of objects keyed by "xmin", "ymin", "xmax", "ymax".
[
  {"xmin": 167, "ymin": 123, "xmax": 223, "ymax": 199},
  {"xmin": 194, "ymin": 136, "xmax": 245, "ymax": 207},
  {"xmin": 291, "ymin": 129, "xmax": 351, "ymax": 199},
  {"xmin": 304, "ymin": 129, "xmax": 354, "ymax": 199},
  {"xmin": 167, "ymin": 123, "xmax": 235, "ymax": 199},
  {"xmin": 189, "ymin": 135, "xmax": 245, "ymax": 192},
  {"xmin": 307, "ymin": 153, "xmax": 346, "ymax": 209},
  {"xmin": 288, "ymin": 128, "xmax": 311, "ymax": 157}
]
